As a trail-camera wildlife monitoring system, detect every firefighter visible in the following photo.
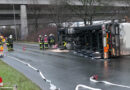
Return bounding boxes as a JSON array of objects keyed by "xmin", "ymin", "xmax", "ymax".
[
  {"xmin": 62, "ymin": 40, "xmax": 67, "ymax": 49},
  {"xmin": 38, "ymin": 35, "xmax": 44, "ymax": 50},
  {"xmin": 48, "ymin": 34, "xmax": 55, "ymax": 48},
  {"xmin": 0, "ymin": 34, "xmax": 5, "ymax": 57},
  {"xmin": 6, "ymin": 35, "xmax": 14, "ymax": 51},
  {"xmin": 44, "ymin": 34, "xmax": 48, "ymax": 49}
]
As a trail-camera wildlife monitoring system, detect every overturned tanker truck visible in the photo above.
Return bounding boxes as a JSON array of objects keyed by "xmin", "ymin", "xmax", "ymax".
[{"xmin": 58, "ymin": 23, "xmax": 120, "ymax": 59}]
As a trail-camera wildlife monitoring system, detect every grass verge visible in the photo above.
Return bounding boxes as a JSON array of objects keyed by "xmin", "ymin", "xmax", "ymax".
[{"xmin": 0, "ymin": 60, "xmax": 41, "ymax": 90}]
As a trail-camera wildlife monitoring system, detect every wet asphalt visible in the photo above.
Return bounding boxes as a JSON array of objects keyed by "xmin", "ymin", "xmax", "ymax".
[{"xmin": 2, "ymin": 42, "xmax": 130, "ymax": 90}]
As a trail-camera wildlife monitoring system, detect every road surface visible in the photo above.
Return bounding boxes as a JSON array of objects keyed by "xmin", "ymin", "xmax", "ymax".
[{"xmin": 2, "ymin": 42, "xmax": 130, "ymax": 90}]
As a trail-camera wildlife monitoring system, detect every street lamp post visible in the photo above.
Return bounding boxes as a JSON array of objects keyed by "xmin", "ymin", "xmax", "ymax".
[{"xmin": 13, "ymin": 4, "xmax": 17, "ymax": 41}]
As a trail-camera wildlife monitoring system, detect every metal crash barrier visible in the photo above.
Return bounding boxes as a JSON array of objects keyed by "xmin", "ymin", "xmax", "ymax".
[{"xmin": 58, "ymin": 23, "xmax": 120, "ymax": 59}]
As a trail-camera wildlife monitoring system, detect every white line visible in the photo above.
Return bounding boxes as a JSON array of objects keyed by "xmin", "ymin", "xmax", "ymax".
[
  {"xmin": 50, "ymin": 83, "xmax": 57, "ymax": 90},
  {"xmin": 39, "ymin": 71, "xmax": 46, "ymax": 80},
  {"xmin": 7, "ymin": 55, "xmax": 59, "ymax": 90},
  {"xmin": 8, "ymin": 56, "xmax": 38, "ymax": 71},
  {"xmin": 8, "ymin": 56, "xmax": 27, "ymax": 65},
  {"xmin": 27, "ymin": 64, "xmax": 38, "ymax": 71},
  {"xmin": 90, "ymin": 76, "xmax": 130, "ymax": 89},
  {"xmin": 75, "ymin": 84, "xmax": 102, "ymax": 90}
]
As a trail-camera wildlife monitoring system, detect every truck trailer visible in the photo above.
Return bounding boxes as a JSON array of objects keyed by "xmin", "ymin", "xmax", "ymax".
[
  {"xmin": 58, "ymin": 23, "xmax": 120, "ymax": 59},
  {"xmin": 120, "ymin": 23, "xmax": 130, "ymax": 55}
]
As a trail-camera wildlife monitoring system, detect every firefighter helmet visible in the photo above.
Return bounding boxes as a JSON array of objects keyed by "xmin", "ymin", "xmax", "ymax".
[
  {"xmin": 39, "ymin": 35, "xmax": 42, "ymax": 37},
  {"xmin": 9, "ymin": 35, "xmax": 12, "ymax": 39},
  {"xmin": 44, "ymin": 34, "xmax": 47, "ymax": 37},
  {"xmin": 0, "ymin": 36, "xmax": 3, "ymax": 39},
  {"xmin": 49, "ymin": 33, "xmax": 53, "ymax": 36}
]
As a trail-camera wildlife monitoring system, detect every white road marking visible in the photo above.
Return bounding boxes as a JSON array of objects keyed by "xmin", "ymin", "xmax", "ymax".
[
  {"xmin": 7, "ymin": 55, "xmax": 60, "ymax": 90},
  {"xmin": 8, "ymin": 56, "xmax": 27, "ymax": 65},
  {"xmin": 39, "ymin": 71, "xmax": 46, "ymax": 80},
  {"xmin": 90, "ymin": 76, "xmax": 130, "ymax": 89},
  {"xmin": 27, "ymin": 63, "xmax": 38, "ymax": 71},
  {"xmin": 75, "ymin": 84, "xmax": 102, "ymax": 90}
]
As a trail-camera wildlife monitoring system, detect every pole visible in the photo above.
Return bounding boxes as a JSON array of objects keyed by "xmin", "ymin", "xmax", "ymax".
[{"xmin": 13, "ymin": 4, "xmax": 17, "ymax": 41}]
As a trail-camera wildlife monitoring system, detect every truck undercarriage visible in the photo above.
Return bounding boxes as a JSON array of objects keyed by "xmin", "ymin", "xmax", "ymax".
[{"xmin": 58, "ymin": 23, "xmax": 120, "ymax": 59}]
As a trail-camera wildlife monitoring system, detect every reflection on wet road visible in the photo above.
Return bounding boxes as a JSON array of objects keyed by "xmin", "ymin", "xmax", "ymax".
[{"xmin": 2, "ymin": 43, "xmax": 130, "ymax": 90}]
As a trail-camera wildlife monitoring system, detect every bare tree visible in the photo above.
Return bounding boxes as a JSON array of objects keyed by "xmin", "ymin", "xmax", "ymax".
[
  {"xmin": 48, "ymin": 0, "xmax": 71, "ymax": 29},
  {"xmin": 123, "ymin": 0, "xmax": 130, "ymax": 22},
  {"xmin": 102, "ymin": 0, "xmax": 129, "ymax": 22},
  {"xmin": 27, "ymin": 0, "xmax": 41, "ymax": 32},
  {"xmin": 67, "ymin": 0, "xmax": 102, "ymax": 26}
]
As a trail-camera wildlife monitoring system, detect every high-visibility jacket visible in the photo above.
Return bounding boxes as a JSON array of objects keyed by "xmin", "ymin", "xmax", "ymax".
[
  {"xmin": 48, "ymin": 36, "xmax": 55, "ymax": 45},
  {"xmin": 63, "ymin": 41, "xmax": 67, "ymax": 47},
  {"xmin": 0, "ymin": 36, "xmax": 5, "ymax": 45},
  {"xmin": 38, "ymin": 37, "xmax": 43, "ymax": 44}
]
